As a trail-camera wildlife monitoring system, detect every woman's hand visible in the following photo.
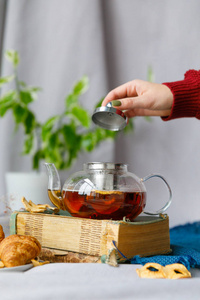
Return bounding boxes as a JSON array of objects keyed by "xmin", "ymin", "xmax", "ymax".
[{"xmin": 102, "ymin": 80, "xmax": 173, "ymax": 118}]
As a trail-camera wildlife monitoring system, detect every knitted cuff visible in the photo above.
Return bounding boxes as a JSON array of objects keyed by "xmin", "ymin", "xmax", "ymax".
[{"xmin": 161, "ymin": 70, "xmax": 200, "ymax": 121}]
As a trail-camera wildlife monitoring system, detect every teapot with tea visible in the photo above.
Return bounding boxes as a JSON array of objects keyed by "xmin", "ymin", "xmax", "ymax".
[{"xmin": 45, "ymin": 162, "xmax": 172, "ymax": 221}]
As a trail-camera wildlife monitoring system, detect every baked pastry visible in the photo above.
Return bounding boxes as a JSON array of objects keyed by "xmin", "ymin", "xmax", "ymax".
[
  {"xmin": 0, "ymin": 225, "xmax": 5, "ymax": 243},
  {"xmin": 0, "ymin": 234, "xmax": 41, "ymax": 268}
]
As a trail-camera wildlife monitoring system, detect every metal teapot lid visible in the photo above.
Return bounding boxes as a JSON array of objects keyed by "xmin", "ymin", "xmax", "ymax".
[{"xmin": 92, "ymin": 102, "xmax": 128, "ymax": 131}]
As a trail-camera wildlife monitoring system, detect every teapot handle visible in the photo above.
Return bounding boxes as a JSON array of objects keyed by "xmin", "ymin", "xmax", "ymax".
[{"xmin": 141, "ymin": 174, "xmax": 172, "ymax": 215}]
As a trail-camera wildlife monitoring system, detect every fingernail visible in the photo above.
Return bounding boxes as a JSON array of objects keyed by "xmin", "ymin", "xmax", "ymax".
[{"xmin": 111, "ymin": 100, "xmax": 121, "ymax": 107}]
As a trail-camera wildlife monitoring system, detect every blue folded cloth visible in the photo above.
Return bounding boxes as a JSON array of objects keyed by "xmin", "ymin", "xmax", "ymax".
[
  {"xmin": 130, "ymin": 221, "xmax": 200, "ymax": 269},
  {"xmin": 170, "ymin": 221, "xmax": 200, "ymax": 252}
]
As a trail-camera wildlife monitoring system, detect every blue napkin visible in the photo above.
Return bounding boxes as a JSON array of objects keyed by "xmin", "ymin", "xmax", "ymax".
[{"xmin": 130, "ymin": 221, "xmax": 200, "ymax": 269}]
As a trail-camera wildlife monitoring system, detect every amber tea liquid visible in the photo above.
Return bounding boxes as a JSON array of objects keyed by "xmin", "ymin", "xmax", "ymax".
[{"xmin": 60, "ymin": 190, "xmax": 146, "ymax": 220}]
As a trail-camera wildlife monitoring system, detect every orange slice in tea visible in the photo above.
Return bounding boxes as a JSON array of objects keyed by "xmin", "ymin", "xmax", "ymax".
[
  {"xmin": 87, "ymin": 190, "xmax": 122, "ymax": 215},
  {"xmin": 62, "ymin": 191, "xmax": 85, "ymax": 213},
  {"xmin": 62, "ymin": 190, "xmax": 95, "ymax": 218}
]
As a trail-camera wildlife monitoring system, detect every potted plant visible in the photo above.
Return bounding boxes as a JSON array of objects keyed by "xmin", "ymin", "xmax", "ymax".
[{"xmin": 0, "ymin": 50, "xmax": 136, "ymax": 211}]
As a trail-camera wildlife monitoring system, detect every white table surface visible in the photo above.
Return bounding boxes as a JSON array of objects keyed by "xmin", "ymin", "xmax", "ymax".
[
  {"xmin": 0, "ymin": 263, "xmax": 200, "ymax": 300},
  {"xmin": 0, "ymin": 216, "xmax": 200, "ymax": 300}
]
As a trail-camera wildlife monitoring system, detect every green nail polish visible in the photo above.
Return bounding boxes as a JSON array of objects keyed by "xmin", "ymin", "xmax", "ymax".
[{"xmin": 111, "ymin": 100, "xmax": 121, "ymax": 107}]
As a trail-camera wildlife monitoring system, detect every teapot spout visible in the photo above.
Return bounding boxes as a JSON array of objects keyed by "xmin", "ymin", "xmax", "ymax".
[{"xmin": 44, "ymin": 163, "xmax": 63, "ymax": 210}]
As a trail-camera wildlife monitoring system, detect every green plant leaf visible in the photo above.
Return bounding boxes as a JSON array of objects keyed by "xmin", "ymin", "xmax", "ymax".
[
  {"xmin": 81, "ymin": 132, "xmax": 96, "ymax": 152},
  {"xmin": 65, "ymin": 93, "xmax": 78, "ymax": 110},
  {"xmin": 33, "ymin": 150, "xmax": 44, "ymax": 170},
  {"xmin": 104, "ymin": 129, "xmax": 117, "ymax": 139},
  {"xmin": 73, "ymin": 76, "xmax": 89, "ymax": 95},
  {"xmin": 28, "ymin": 86, "xmax": 42, "ymax": 93},
  {"xmin": 20, "ymin": 90, "xmax": 35, "ymax": 105},
  {"xmin": 95, "ymin": 97, "xmax": 104, "ymax": 108},
  {"xmin": 19, "ymin": 81, "xmax": 27, "ymax": 87},
  {"xmin": 0, "ymin": 75, "xmax": 15, "ymax": 88},
  {"xmin": 5, "ymin": 50, "xmax": 19, "ymax": 67},
  {"xmin": 12, "ymin": 104, "xmax": 28, "ymax": 123},
  {"xmin": 23, "ymin": 133, "xmax": 34, "ymax": 154},
  {"xmin": 0, "ymin": 91, "xmax": 16, "ymax": 116},
  {"xmin": 62, "ymin": 125, "xmax": 81, "ymax": 149},
  {"xmin": 81, "ymin": 127, "xmax": 117, "ymax": 152},
  {"xmin": 123, "ymin": 119, "xmax": 134, "ymax": 133},
  {"xmin": 41, "ymin": 116, "xmax": 60, "ymax": 141},
  {"xmin": 64, "ymin": 150, "xmax": 77, "ymax": 168},
  {"xmin": 0, "ymin": 51, "xmax": 140, "ymax": 172},
  {"xmin": 24, "ymin": 111, "xmax": 35, "ymax": 134},
  {"xmin": 48, "ymin": 132, "xmax": 60, "ymax": 150},
  {"xmin": 25, "ymin": 86, "xmax": 42, "ymax": 101},
  {"xmin": 93, "ymin": 128, "xmax": 107, "ymax": 142},
  {"xmin": 71, "ymin": 105, "xmax": 90, "ymax": 128},
  {"xmin": 42, "ymin": 135, "xmax": 65, "ymax": 169},
  {"xmin": 61, "ymin": 125, "xmax": 82, "ymax": 168}
]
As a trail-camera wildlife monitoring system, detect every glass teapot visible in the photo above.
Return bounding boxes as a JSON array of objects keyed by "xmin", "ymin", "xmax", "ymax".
[{"xmin": 45, "ymin": 162, "xmax": 172, "ymax": 221}]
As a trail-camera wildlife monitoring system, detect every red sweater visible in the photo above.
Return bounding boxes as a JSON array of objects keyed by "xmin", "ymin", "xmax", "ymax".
[{"xmin": 162, "ymin": 70, "xmax": 200, "ymax": 121}]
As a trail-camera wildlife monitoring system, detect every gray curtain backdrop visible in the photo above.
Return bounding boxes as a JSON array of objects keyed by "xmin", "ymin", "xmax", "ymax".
[{"xmin": 0, "ymin": 0, "xmax": 200, "ymax": 227}]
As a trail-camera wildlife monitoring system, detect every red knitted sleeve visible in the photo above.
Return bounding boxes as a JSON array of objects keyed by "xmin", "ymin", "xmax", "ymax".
[{"xmin": 162, "ymin": 70, "xmax": 200, "ymax": 121}]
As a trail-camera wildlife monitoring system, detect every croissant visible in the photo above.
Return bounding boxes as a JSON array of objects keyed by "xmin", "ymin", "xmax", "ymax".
[
  {"xmin": 0, "ymin": 225, "xmax": 5, "ymax": 243},
  {"xmin": 0, "ymin": 234, "xmax": 41, "ymax": 268}
]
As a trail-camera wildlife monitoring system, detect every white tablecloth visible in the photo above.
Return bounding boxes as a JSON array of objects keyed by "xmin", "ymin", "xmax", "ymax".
[
  {"xmin": 0, "ymin": 263, "xmax": 200, "ymax": 300},
  {"xmin": 0, "ymin": 216, "xmax": 200, "ymax": 300}
]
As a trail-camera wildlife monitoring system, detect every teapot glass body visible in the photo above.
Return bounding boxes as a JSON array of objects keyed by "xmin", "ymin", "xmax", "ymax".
[{"xmin": 46, "ymin": 162, "xmax": 172, "ymax": 221}]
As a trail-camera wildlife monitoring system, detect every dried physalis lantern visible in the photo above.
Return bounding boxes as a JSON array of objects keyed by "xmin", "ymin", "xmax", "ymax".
[
  {"xmin": 164, "ymin": 263, "xmax": 191, "ymax": 279},
  {"xmin": 136, "ymin": 263, "xmax": 166, "ymax": 279},
  {"xmin": 21, "ymin": 197, "xmax": 59, "ymax": 214},
  {"xmin": 136, "ymin": 262, "xmax": 191, "ymax": 279}
]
